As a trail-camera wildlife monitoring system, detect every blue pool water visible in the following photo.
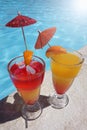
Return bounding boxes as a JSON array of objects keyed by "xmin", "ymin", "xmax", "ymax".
[{"xmin": 0, "ymin": 0, "xmax": 87, "ymax": 100}]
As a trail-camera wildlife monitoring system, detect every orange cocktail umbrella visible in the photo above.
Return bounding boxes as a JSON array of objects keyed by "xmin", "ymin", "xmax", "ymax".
[
  {"xmin": 5, "ymin": 12, "xmax": 37, "ymax": 50},
  {"xmin": 34, "ymin": 27, "xmax": 56, "ymax": 49}
]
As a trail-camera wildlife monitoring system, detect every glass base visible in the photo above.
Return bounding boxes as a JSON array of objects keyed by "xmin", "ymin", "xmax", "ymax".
[
  {"xmin": 22, "ymin": 101, "xmax": 42, "ymax": 120},
  {"xmin": 48, "ymin": 93, "xmax": 69, "ymax": 109}
]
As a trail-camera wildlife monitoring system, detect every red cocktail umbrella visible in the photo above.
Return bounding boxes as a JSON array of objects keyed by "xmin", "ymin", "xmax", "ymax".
[
  {"xmin": 5, "ymin": 12, "xmax": 37, "ymax": 50},
  {"xmin": 34, "ymin": 27, "xmax": 56, "ymax": 49}
]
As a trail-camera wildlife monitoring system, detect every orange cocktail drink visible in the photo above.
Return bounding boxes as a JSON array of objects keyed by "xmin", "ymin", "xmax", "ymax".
[
  {"xmin": 8, "ymin": 55, "xmax": 45, "ymax": 120},
  {"xmin": 51, "ymin": 52, "xmax": 82, "ymax": 95},
  {"xmin": 46, "ymin": 46, "xmax": 84, "ymax": 109}
]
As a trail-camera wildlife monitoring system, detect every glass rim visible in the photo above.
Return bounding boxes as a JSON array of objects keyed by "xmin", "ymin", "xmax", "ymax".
[
  {"xmin": 7, "ymin": 55, "xmax": 45, "ymax": 77},
  {"xmin": 51, "ymin": 49, "xmax": 84, "ymax": 67}
]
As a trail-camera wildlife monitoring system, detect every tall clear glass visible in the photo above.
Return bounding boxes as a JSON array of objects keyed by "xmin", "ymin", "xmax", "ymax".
[
  {"xmin": 8, "ymin": 55, "xmax": 45, "ymax": 120},
  {"xmin": 48, "ymin": 48, "xmax": 84, "ymax": 109}
]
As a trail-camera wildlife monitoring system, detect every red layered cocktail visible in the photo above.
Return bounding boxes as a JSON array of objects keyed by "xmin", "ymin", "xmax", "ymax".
[
  {"xmin": 8, "ymin": 56, "xmax": 45, "ymax": 104},
  {"xmin": 8, "ymin": 55, "xmax": 45, "ymax": 120}
]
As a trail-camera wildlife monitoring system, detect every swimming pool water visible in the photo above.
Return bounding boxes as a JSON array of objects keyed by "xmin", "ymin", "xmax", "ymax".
[{"xmin": 0, "ymin": 0, "xmax": 87, "ymax": 100}]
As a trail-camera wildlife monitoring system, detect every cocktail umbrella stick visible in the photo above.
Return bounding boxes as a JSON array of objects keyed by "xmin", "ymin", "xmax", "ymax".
[{"xmin": 21, "ymin": 27, "xmax": 28, "ymax": 50}]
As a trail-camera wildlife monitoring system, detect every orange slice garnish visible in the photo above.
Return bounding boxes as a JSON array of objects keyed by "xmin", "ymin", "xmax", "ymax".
[
  {"xmin": 46, "ymin": 46, "xmax": 66, "ymax": 58},
  {"xmin": 23, "ymin": 50, "xmax": 33, "ymax": 65}
]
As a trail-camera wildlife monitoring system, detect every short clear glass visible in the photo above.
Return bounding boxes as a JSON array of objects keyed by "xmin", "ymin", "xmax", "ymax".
[
  {"xmin": 48, "ymin": 48, "xmax": 84, "ymax": 109},
  {"xmin": 8, "ymin": 55, "xmax": 45, "ymax": 120}
]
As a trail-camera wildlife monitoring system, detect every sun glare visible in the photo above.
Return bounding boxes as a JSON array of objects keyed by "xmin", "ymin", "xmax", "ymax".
[{"xmin": 72, "ymin": 0, "xmax": 87, "ymax": 15}]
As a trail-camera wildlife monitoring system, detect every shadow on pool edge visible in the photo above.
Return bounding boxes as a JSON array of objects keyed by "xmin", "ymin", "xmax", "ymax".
[{"xmin": 0, "ymin": 93, "xmax": 50, "ymax": 123}]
